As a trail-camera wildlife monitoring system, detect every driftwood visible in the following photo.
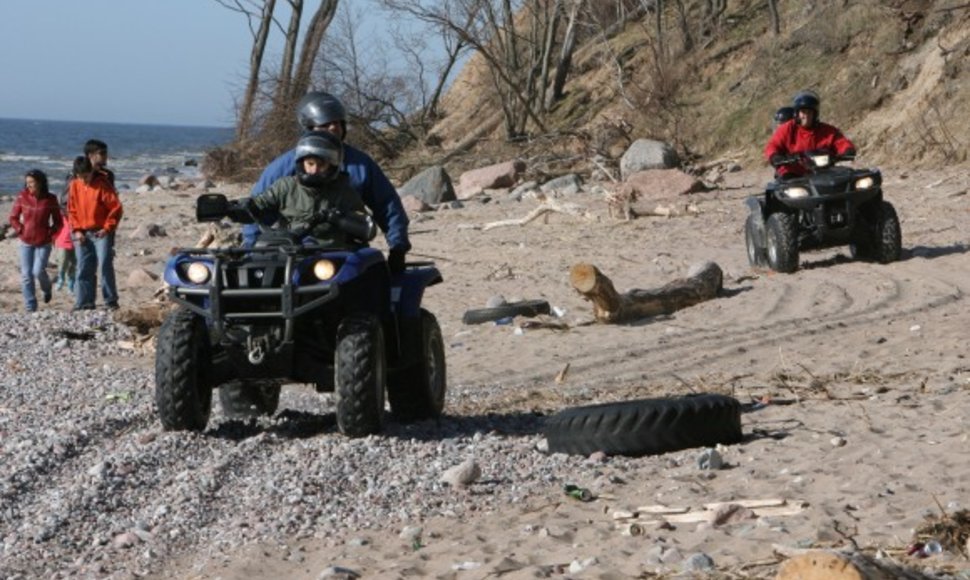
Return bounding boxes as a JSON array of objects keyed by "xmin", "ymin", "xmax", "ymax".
[
  {"xmin": 775, "ymin": 549, "xmax": 938, "ymax": 580},
  {"xmin": 482, "ymin": 198, "xmax": 596, "ymax": 231},
  {"xmin": 570, "ymin": 261, "xmax": 722, "ymax": 323}
]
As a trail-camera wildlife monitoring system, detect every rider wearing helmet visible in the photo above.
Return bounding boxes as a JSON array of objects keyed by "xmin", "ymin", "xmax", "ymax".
[
  {"xmin": 764, "ymin": 90, "xmax": 856, "ymax": 178},
  {"xmin": 247, "ymin": 131, "xmax": 366, "ymax": 247},
  {"xmin": 244, "ymin": 91, "xmax": 411, "ymax": 273},
  {"xmin": 773, "ymin": 106, "xmax": 794, "ymax": 128}
]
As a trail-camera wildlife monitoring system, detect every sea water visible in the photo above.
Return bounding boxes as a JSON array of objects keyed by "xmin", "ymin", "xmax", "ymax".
[{"xmin": 0, "ymin": 117, "xmax": 233, "ymax": 196}]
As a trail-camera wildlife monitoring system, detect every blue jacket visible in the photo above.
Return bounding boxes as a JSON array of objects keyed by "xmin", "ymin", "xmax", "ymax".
[{"xmin": 243, "ymin": 144, "xmax": 410, "ymax": 251}]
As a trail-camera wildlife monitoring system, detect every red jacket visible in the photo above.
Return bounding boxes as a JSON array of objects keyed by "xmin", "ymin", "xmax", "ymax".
[
  {"xmin": 764, "ymin": 120, "xmax": 855, "ymax": 177},
  {"xmin": 8, "ymin": 189, "xmax": 62, "ymax": 246},
  {"xmin": 68, "ymin": 174, "xmax": 123, "ymax": 233}
]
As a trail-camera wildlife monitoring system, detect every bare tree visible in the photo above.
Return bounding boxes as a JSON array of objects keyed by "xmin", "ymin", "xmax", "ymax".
[{"xmin": 767, "ymin": 0, "xmax": 780, "ymax": 35}]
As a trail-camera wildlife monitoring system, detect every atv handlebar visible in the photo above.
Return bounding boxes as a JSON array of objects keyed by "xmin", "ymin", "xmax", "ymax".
[
  {"xmin": 195, "ymin": 193, "xmax": 377, "ymax": 243},
  {"xmin": 770, "ymin": 150, "xmax": 855, "ymax": 169}
]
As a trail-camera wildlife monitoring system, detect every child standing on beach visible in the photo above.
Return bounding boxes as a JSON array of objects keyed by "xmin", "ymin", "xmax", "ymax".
[
  {"xmin": 8, "ymin": 169, "xmax": 62, "ymax": 313},
  {"xmin": 53, "ymin": 210, "xmax": 76, "ymax": 293},
  {"xmin": 67, "ymin": 156, "xmax": 123, "ymax": 311}
]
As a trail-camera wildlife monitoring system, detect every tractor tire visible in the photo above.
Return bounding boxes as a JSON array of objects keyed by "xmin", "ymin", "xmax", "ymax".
[
  {"xmin": 745, "ymin": 212, "xmax": 768, "ymax": 268},
  {"xmin": 462, "ymin": 300, "xmax": 550, "ymax": 325},
  {"xmin": 334, "ymin": 313, "xmax": 386, "ymax": 437},
  {"xmin": 154, "ymin": 309, "xmax": 213, "ymax": 431},
  {"xmin": 219, "ymin": 381, "xmax": 282, "ymax": 418},
  {"xmin": 544, "ymin": 394, "xmax": 743, "ymax": 458},
  {"xmin": 388, "ymin": 309, "xmax": 447, "ymax": 422},
  {"xmin": 766, "ymin": 212, "xmax": 799, "ymax": 273}
]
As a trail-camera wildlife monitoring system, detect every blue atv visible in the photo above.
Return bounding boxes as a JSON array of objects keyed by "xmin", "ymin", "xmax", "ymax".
[
  {"xmin": 154, "ymin": 193, "xmax": 446, "ymax": 437},
  {"xmin": 744, "ymin": 151, "xmax": 901, "ymax": 273}
]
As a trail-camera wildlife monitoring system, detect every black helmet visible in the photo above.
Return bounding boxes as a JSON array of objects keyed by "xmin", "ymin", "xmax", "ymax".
[
  {"xmin": 774, "ymin": 106, "xmax": 795, "ymax": 126},
  {"xmin": 294, "ymin": 131, "xmax": 343, "ymax": 186},
  {"xmin": 792, "ymin": 90, "xmax": 820, "ymax": 113},
  {"xmin": 296, "ymin": 91, "xmax": 347, "ymax": 131}
]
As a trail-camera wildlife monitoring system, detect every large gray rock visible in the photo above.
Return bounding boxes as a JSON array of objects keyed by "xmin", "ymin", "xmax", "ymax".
[
  {"xmin": 398, "ymin": 165, "xmax": 456, "ymax": 206},
  {"xmin": 540, "ymin": 174, "xmax": 583, "ymax": 196},
  {"xmin": 457, "ymin": 159, "xmax": 526, "ymax": 199},
  {"xmin": 620, "ymin": 139, "xmax": 680, "ymax": 179}
]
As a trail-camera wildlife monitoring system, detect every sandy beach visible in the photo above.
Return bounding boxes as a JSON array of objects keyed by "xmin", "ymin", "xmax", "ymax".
[{"xmin": 1, "ymin": 164, "xmax": 968, "ymax": 579}]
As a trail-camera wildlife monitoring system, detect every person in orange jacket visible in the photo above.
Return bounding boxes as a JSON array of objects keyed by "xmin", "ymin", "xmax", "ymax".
[
  {"xmin": 8, "ymin": 169, "xmax": 62, "ymax": 312},
  {"xmin": 764, "ymin": 90, "xmax": 856, "ymax": 178},
  {"xmin": 67, "ymin": 156, "xmax": 123, "ymax": 311}
]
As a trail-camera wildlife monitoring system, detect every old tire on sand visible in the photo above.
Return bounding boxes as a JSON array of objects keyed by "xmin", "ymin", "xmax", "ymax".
[{"xmin": 544, "ymin": 394, "xmax": 742, "ymax": 458}]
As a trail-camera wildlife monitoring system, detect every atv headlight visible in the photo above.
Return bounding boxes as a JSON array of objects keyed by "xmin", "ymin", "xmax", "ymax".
[
  {"xmin": 810, "ymin": 154, "xmax": 831, "ymax": 168},
  {"xmin": 855, "ymin": 176, "xmax": 875, "ymax": 190},
  {"xmin": 186, "ymin": 262, "xmax": 211, "ymax": 284},
  {"xmin": 782, "ymin": 187, "xmax": 810, "ymax": 199},
  {"xmin": 312, "ymin": 259, "xmax": 337, "ymax": 281}
]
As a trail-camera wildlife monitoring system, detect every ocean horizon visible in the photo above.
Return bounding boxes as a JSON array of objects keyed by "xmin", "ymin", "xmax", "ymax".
[{"xmin": 0, "ymin": 117, "xmax": 234, "ymax": 197}]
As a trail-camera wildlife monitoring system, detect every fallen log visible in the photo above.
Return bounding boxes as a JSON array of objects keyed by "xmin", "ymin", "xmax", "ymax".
[{"xmin": 570, "ymin": 261, "xmax": 722, "ymax": 323}]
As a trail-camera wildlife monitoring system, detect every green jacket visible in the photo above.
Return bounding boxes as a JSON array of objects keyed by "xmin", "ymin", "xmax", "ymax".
[{"xmin": 252, "ymin": 173, "xmax": 367, "ymax": 247}]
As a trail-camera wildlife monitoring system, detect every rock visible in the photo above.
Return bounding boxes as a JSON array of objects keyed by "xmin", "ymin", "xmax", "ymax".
[
  {"xmin": 485, "ymin": 295, "xmax": 507, "ymax": 308},
  {"xmin": 400, "ymin": 194, "xmax": 431, "ymax": 213},
  {"xmin": 126, "ymin": 268, "xmax": 159, "ymax": 286},
  {"xmin": 440, "ymin": 457, "xmax": 481, "ymax": 487},
  {"xmin": 139, "ymin": 175, "xmax": 160, "ymax": 188},
  {"xmin": 318, "ymin": 565, "xmax": 360, "ymax": 579},
  {"xmin": 696, "ymin": 448, "xmax": 723, "ymax": 470},
  {"xmin": 540, "ymin": 174, "xmax": 583, "ymax": 196},
  {"xmin": 620, "ymin": 139, "xmax": 680, "ymax": 179},
  {"xmin": 128, "ymin": 224, "xmax": 167, "ymax": 240},
  {"xmin": 457, "ymin": 160, "xmax": 526, "ymax": 199},
  {"xmin": 508, "ymin": 180, "xmax": 538, "ymax": 201},
  {"xmin": 398, "ymin": 165, "xmax": 456, "ymax": 205},
  {"xmin": 398, "ymin": 525, "xmax": 422, "ymax": 542},
  {"xmin": 112, "ymin": 532, "xmax": 140, "ymax": 549},
  {"xmin": 683, "ymin": 552, "xmax": 715, "ymax": 572},
  {"xmin": 624, "ymin": 169, "xmax": 705, "ymax": 199}
]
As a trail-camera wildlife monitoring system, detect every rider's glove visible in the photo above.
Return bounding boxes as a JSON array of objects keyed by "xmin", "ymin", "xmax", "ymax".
[
  {"xmin": 769, "ymin": 154, "xmax": 786, "ymax": 167},
  {"xmin": 388, "ymin": 248, "xmax": 407, "ymax": 276}
]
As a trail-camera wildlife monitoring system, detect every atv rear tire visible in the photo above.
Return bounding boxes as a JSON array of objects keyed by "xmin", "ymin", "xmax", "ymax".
[
  {"xmin": 334, "ymin": 313, "xmax": 386, "ymax": 437},
  {"xmin": 388, "ymin": 309, "xmax": 447, "ymax": 422},
  {"xmin": 745, "ymin": 212, "xmax": 768, "ymax": 268},
  {"xmin": 544, "ymin": 394, "xmax": 742, "ymax": 458},
  {"xmin": 155, "ymin": 309, "xmax": 213, "ymax": 431},
  {"xmin": 219, "ymin": 381, "xmax": 282, "ymax": 418},
  {"xmin": 766, "ymin": 212, "xmax": 799, "ymax": 273}
]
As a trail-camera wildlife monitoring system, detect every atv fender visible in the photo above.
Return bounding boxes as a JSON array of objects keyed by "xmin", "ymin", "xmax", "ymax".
[
  {"xmin": 744, "ymin": 197, "xmax": 768, "ymax": 250},
  {"xmin": 392, "ymin": 266, "xmax": 443, "ymax": 319}
]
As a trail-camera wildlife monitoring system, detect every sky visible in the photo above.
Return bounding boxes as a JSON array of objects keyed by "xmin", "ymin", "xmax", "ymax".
[{"xmin": 0, "ymin": 1, "xmax": 300, "ymax": 128}]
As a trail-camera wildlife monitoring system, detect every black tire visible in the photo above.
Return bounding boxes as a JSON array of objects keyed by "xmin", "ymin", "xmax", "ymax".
[
  {"xmin": 745, "ymin": 212, "xmax": 768, "ymax": 268},
  {"xmin": 154, "ymin": 309, "xmax": 213, "ymax": 431},
  {"xmin": 544, "ymin": 394, "xmax": 742, "ymax": 458},
  {"xmin": 219, "ymin": 381, "xmax": 282, "ymax": 418},
  {"xmin": 462, "ymin": 299, "xmax": 551, "ymax": 325},
  {"xmin": 851, "ymin": 201, "xmax": 902, "ymax": 263},
  {"xmin": 334, "ymin": 313, "xmax": 386, "ymax": 437},
  {"xmin": 766, "ymin": 212, "xmax": 799, "ymax": 273},
  {"xmin": 388, "ymin": 310, "xmax": 447, "ymax": 422}
]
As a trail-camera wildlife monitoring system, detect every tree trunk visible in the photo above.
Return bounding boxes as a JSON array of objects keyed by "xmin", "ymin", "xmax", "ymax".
[
  {"xmin": 767, "ymin": 0, "xmax": 781, "ymax": 35},
  {"xmin": 570, "ymin": 261, "xmax": 722, "ymax": 323},
  {"xmin": 290, "ymin": 0, "xmax": 340, "ymax": 101},
  {"xmin": 550, "ymin": 0, "xmax": 583, "ymax": 104},
  {"xmin": 275, "ymin": 0, "xmax": 304, "ymax": 107},
  {"xmin": 234, "ymin": 0, "xmax": 277, "ymax": 141}
]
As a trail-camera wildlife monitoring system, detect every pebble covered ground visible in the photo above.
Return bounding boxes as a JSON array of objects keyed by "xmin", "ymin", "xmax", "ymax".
[{"xmin": 0, "ymin": 309, "xmax": 652, "ymax": 579}]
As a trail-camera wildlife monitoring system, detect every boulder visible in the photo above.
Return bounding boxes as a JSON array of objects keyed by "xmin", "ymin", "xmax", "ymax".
[
  {"xmin": 624, "ymin": 169, "xmax": 705, "ymax": 200},
  {"xmin": 457, "ymin": 159, "xmax": 526, "ymax": 199},
  {"xmin": 540, "ymin": 174, "xmax": 583, "ymax": 196},
  {"xmin": 400, "ymin": 195, "xmax": 431, "ymax": 213},
  {"xmin": 620, "ymin": 139, "xmax": 680, "ymax": 179},
  {"xmin": 128, "ymin": 224, "xmax": 167, "ymax": 240},
  {"xmin": 398, "ymin": 165, "xmax": 456, "ymax": 205}
]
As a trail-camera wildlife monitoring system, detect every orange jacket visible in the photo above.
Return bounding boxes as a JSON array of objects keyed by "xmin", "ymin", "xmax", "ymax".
[{"xmin": 67, "ymin": 174, "xmax": 123, "ymax": 233}]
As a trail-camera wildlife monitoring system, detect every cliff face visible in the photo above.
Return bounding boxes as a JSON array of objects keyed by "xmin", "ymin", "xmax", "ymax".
[{"xmin": 425, "ymin": 0, "xmax": 969, "ymax": 172}]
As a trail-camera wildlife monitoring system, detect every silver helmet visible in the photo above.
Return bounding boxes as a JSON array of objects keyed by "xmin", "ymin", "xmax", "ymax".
[{"xmin": 294, "ymin": 131, "xmax": 343, "ymax": 186}]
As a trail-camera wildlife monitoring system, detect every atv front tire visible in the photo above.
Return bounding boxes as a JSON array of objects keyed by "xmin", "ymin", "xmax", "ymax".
[
  {"xmin": 388, "ymin": 309, "xmax": 447, "ymax": 422},
  {"xmin": 219, "ymin": 381, "xmax": 282, "ymax": 418},
  {"xmin": 852, "ymin": 201, "xmax": 901, "ymax": 264},
  {"xmin": 155, "ymin": 309, "xmax": 213, "ymax": 431},
  {"xmin": 745, "ymin": 212, "xmax": 768, "ymax": 268},
  {"xmin": 766, "ymin": 212, "xmax": 799, "ymax": 273},
  {"xmin": 334, "ymin": 313, "xmax": 386, "ymax": 437},
  {"xmin": 544, "ymin": 394, "xmax": 742, "ymax": 458}
]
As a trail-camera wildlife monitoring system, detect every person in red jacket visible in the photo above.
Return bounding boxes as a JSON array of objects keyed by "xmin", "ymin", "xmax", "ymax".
[
  {"xmin": 8, "ymin": 170, "xmax": 62, "ymax": 312},
  {"xmin": 67, "ymin": 156, "xmax": 124, "ymax": 311},
  {"xmin": 764, "ymin": 90, "xmax": 856, "ymax": 178}
]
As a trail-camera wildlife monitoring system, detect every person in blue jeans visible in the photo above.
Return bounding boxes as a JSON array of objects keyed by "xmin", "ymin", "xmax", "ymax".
[
  {"xmin": 67, "ymin": 156, "xmax": 124, "ymax": 311},
  {"xmin": 8, "ymin": 170, "xmax": 61, "ymax": 312},
  {"xmin": 243, "ymin": 91, "xmax": 411, "ymax": 274}
]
